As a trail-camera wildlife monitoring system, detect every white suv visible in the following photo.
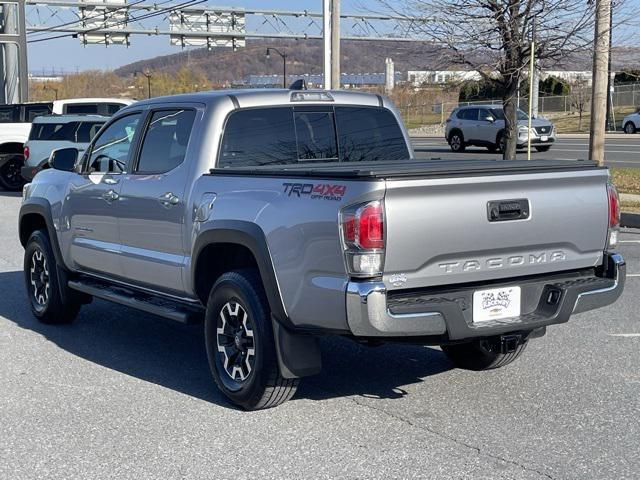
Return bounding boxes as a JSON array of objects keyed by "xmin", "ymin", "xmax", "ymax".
[
  {"xmin": 445, "ymin": 105, "xmax": 556, "ymax": 153},
  {"xmin": 622, "ymin": 108, "xmax": 640, "ymax": 134}
]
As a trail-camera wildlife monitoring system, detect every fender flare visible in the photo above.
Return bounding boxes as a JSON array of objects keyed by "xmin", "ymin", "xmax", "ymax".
[
  {"xmin": 192, "ymin": 220, "xmax": 322, "ymax": 379},
  {"xmin": 19, "ymin": 198, "xmax": 66, "ymax": 269}
]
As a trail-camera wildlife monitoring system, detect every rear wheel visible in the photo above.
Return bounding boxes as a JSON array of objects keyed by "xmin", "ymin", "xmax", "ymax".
[
  {"xmin": 449, "ymin": 132, "xmax": 466, "ymax": 152},
  {"xmin": 24, "ymin": 230, "xmax": 81, "ymax": 324},
  {"xmin": 497, "ymin": 133, "xmax": 507, "ymax": 153},
  {"xmin": 204, "ymin": 270, "xmax": 298, "ymax": 410},
  {"xmin": 0, "ymin": 155, "xmax": 25, "ymax": 191},
  {"xmin": 441, "ymin": 337, "xmax": 528, "ymax": 371},
  {"xmin": 624, "ymin": 122, "xmax": 637, "ymax": 134},
  {"xmin": 535, "ymin": 145, "xmax": 551, "ymax": 152}
]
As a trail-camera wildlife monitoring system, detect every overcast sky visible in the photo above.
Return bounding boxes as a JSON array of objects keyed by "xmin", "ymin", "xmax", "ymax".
[{"xmin": 27, "ymin": 0, "xmax": 366, "ymax": 73}]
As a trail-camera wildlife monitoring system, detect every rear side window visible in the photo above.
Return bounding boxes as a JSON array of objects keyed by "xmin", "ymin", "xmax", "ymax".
[
  {"xmin": 335, "ymin": 107, "xmax": 409, "ymax": 161},
  {"xmin": 106, "ymin": 103, "xmax": 125, "ymax": 115},
  {"xmin": 219, "ymin": 108, "xmax": 297, "ymax": 167},
  {"xmin": 76, "ymin": 122, "xmax": 105, "ymax": 142},
  {"xmin": 135, "ymin": 109, "xmax": 196, "ymax": 173},
  {"xmin": 457, "ymin": 108, "xmax": 479, "ymax": 120},
  {"xmin": 29, "ymin": 122, "xmax": 70, "ymax": 141}
]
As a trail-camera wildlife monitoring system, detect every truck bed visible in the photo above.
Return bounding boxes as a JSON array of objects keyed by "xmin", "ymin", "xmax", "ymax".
[{"xmin": 209, "ymin": 159, "xmax": 603, "ymax": 179}]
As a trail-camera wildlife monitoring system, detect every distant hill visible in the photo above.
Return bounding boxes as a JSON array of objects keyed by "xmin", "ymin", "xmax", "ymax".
[
  {"xmin": 114, "ymin": 39, "xmax": 442, "ymax": 84},
  {"xmin": 114, "ymin": 38, "xmax": 640, "ymax": 84}
]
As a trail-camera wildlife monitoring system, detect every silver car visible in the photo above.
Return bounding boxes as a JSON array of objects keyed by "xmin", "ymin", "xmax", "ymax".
[
  {"xmin": 445, "ymin": 105, "xmax": 556, "ymax": 153},
  {"xmin": 22, "ymin": 114, "xmax": 107, "ymax": 181}
]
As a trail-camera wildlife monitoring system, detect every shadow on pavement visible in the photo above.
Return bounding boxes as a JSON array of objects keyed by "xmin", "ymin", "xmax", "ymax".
[{"xmin": 0, "ymin": 270, "xmax": 452, "ymax": 408}]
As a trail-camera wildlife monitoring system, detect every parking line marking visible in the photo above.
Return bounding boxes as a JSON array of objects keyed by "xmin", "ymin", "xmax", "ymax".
[
  {"xmin": 620, "ymin": 240, "xmax": 640, "ymax": 244},
  {"xmin": 608, "ymin": 333, "xmax": 640, "ymax": 337},
  {"xmin": 627, "ymin": 274, "xmax": 640, "ymax": 277}
]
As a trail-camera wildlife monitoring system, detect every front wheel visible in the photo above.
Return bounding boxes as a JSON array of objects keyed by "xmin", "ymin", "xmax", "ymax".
[
  {"xmin": 204, "ymin": 270, "xmax": 298, "ymax": 410},
  {"xmin": 0, "ymin": 155, "xmax": 26, "ymax": 191},
  {"xmin": 441, "ymin": 337, "xmax": 528, "ymax": 371},
  {"xmin": 624, "ymin": 122, "xmax": 637, "ymax": 134},
  {"xmin": 24, "ymin": 230, "xmax": 81, "ymax": 324}
]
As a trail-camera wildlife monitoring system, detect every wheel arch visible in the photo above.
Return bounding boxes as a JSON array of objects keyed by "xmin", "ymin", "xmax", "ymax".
[
  {"xmin": 448, "ymin": 128, "xmax": 464, "ymax": 142},
  {"xmin": 19, "ymin": 199, "xmax": 66, "ymax": 269},
  {"xmin": 192, "ymin": 221, "xmax": 288, "ymax": 325},
  {"xmin": 192, "ymin": 221, "xmax": 321, "ymax": 379},
  {"xmin": 0, "ymin": 142, "xmax": 25, "ymax": 155}
]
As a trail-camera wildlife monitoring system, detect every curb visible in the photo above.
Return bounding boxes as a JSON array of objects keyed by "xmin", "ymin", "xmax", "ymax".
[{"xmin": 621, "ymin": 213, "xmax": 640, "ymax": 229}]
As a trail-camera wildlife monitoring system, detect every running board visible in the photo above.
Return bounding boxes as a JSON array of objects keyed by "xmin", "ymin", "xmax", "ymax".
[{"xmin": 68, "ymin": 277, "xmax": 204, "ymax": 324}]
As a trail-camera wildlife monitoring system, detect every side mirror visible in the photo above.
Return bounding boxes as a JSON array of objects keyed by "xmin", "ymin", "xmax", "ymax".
[
  {"xmin": 485, "ymin": 116, "xmax": 495, "ymax": 123},
  {"xmin": 49, "ymin": 147, "xmax": 79, "ymax": 172}
]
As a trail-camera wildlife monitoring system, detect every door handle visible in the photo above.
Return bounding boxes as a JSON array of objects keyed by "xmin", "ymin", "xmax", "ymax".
[
  {"xmin": 102, "ymin": 189, "xmax": 119, "ymax": 202},
  {"xmin": 104, "ymin": 177, "xmax": 119, "ymax": 185},
  {"xmin": 159, "ymin": 192, "xmax": 180, "ymax": 207}
]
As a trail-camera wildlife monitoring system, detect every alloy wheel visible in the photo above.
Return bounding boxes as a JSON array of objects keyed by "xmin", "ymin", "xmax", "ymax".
[
  {"xmin": 216, "ymin": 301, "xmax": 256, "ymax": 382},
  {"xmin": 30, "ymin": 249, "xmax": 50, "ymax": 310}
]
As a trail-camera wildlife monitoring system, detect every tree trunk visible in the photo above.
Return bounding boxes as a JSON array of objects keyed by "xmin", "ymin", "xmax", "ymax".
[{"xmin": 502, "ymin": 82, "xmax": 519, "ymax": 160}]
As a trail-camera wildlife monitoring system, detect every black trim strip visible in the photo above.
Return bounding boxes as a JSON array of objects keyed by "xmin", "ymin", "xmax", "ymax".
[{"xmin": 228, "ymin": 95, "xmax": 240, "ymax": 109}]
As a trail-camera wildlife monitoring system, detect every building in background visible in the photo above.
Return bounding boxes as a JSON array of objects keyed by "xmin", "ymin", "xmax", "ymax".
[{"xmin": 244, "ymin": 72, "xmax": 405, "ymax": 89}]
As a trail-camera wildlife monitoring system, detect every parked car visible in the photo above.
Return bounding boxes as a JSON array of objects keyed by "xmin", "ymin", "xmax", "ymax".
[
  {"xmin": 0, "ymin": 98, "xmax": 133, "ymax": 190},
  {"xmin": 445, "ymin": 105, "xmax": 556, "ymax": 153},
  {"xmin": 21, "ymin": 115, "xmax": 108, "ymax": 181},
  {"xmin": 622, "ymin": 108, "xmax": 640, "ymax": 134},
  {"xmin": 19, "ymin": 89, "xmax": 625, "ymax": 410}
]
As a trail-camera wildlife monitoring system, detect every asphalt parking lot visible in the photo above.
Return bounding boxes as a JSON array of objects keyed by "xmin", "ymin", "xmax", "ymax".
[
  {"xmin": 0, "ymin": 192, "xmax": 639, "ymax": 479},
  {"xmin": 413, "ymin": 135, "xmax": 640, "ymax": 168}
]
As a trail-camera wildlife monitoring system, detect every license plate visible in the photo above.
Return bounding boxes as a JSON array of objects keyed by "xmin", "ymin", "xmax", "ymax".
[
  {"xmin": 540, "ymin": 135, "xmax": 549, "ymax": 142},
  {"xmin": 472, "ymin": 286, "xmax": 521, "ymax": 322}
]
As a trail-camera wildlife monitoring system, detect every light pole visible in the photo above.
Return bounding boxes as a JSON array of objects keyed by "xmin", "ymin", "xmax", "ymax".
[
  {"xmin": 134, "ymin": 70, "xmax": 152, "ymax": 99},
  {"xmin": 266, "ymin": 48, "xmax": 287, "ymax": 89},
  {"xmin": 43, "ymin": 84, "xmax": 58, "ymax": 100}
]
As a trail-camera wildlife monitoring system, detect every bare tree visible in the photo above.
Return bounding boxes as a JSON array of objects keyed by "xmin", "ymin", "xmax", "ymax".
[
  {"xmin": 568, "ymin": 79, "xmax": 591, "ymax": 132},
  {"xmin": 373, "ymin": 0, "xmax": 596, "ymax": 159}
]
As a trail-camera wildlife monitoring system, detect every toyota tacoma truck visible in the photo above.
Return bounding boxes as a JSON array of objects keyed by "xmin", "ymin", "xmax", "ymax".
[{"xmin": 19, "ymin": 89, "xmax": 625, "ymax": 410}]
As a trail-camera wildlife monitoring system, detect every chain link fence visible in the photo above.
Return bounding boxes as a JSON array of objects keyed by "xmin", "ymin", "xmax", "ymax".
[{"xmin": 398, "ymin": 83, "xmax": 640, "ymax": 131}]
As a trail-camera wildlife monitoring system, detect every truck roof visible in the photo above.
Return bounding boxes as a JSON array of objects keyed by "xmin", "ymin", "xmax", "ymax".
[
  {"xmin": 32, "ymin": 114, "xmax": 109, "ymax": 123},
  {"xmin": 128, "ymin": 89, "xmax": 387, "ymax": 109}
]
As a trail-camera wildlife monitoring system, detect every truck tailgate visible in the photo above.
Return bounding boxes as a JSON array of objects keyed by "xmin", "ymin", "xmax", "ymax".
[{"xmin": 383, "ymin": 167, "xmax": 609, "ymax": 290}]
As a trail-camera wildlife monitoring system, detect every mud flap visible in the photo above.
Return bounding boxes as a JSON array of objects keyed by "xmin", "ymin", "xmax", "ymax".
[{"xmin": 271, "ymin": 315, "xmax": 322, "ymax": 379}]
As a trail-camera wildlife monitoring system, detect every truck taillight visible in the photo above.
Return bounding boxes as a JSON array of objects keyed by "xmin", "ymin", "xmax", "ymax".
[
  {"xmin": 340, "ymin": 200, "xmax": 385, "ymax": 277},
  {"xmin": 23, "ymin": 146, "xmax": 29, "ymax": 160},
  {"xmin": 607, "ymin": 182, "xmax": 620, "ymax": 249}
]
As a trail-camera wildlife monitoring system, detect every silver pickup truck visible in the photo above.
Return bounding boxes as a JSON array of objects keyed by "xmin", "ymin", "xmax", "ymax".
[{"xmin": 19, "ymin": 89, "xmax": 625, "ymax": 410}]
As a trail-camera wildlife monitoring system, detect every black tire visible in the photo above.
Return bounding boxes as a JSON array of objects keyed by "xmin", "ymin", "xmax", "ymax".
[
  {"xmin": 448, "ymin": 131, "xmax": 466, "ymax": 152},
  {"xmin": 624, "ymin": 122, "xmax": 637, "ymax": 134},
  {"xmin": 0, "ymin": 155, "xmax": 26, "ymax": 191},
  {"xmin": 441, "ymin": 337, "xmax": 528, "ymax": 371},
  {"xmin": 24, "ymin": 230, "xmax": 81, "ymax": 324},
  {"xmin": 204, "ymin": 270, "xmax": 298, "ymax": 410},
  {"xmin": 535, "ymin": 145, "xmax": 551, "ymax": 152},
  {"xmin": 497, "ymin": 133, "xmax": 507, "ymax": 153},
  {"xmin": 487, "ymin": 145, "xmax": 498, "ymax": 153}
]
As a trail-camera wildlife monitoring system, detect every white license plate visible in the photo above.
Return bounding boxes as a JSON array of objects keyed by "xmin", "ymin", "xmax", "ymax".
[
  {"xmin": 472, "ymin": 286, "xmax": 521, "ymax": 323},
  {"xmin": 540, "ymin": 135, "xmax": 549, "ymax": 142}
]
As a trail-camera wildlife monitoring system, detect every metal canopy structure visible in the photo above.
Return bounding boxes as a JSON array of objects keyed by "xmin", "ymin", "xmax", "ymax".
[
  {"xmin": 24, "ymin": 1, "xmax": 431, "ymax": 47},
  {"xmin": 0, "ymin": 0, "xmax": 27, "ymax": 102}
]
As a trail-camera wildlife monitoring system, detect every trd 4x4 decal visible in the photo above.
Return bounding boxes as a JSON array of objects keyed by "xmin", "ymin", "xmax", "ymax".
[{"xmin": 282, "ymin": 183, "xmax": 347, "ymax": 201}]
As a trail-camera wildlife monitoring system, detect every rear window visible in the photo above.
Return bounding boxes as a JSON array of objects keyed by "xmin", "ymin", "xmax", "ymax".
[
  {"xmin": 65, "ymin": 103, "xmax": 99, "ymax": 114},
  {"xmin": 0, "ymin": 105, "xmax": 18, "ymax": 123},
  {"xmin": 219, "ymin": 106, "xmax": 409, "ymax": 167},
  {"xmin": 336, "ymin": 107, "xmax": 408, "ymax": 162},
  {"xmin": 24, "ymin": 104, "xmax": 53, "ymax": 121}
]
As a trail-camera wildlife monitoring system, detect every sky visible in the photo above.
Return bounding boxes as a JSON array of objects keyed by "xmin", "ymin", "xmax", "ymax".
[{"xmin": 27, "ymin": 0, "xmax": 365, "ymax": 73}]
